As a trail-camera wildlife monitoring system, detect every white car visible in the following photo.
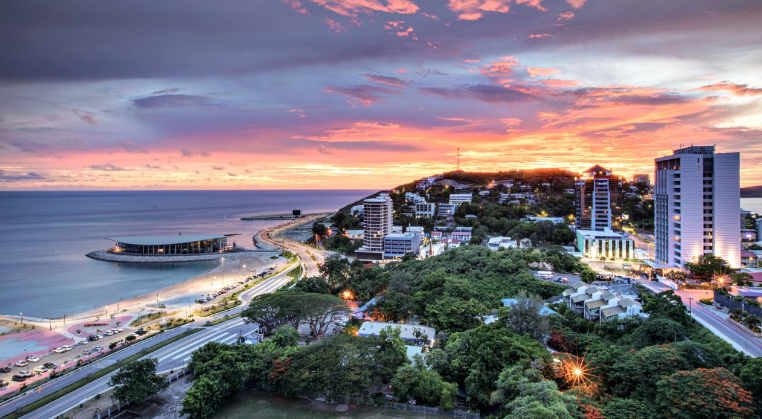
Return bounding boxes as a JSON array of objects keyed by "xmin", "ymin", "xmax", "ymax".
[
  {"xmin": 61, "ymin": 345, "xmax": 72, "ymax": 352},
  {"xmin": 105, "ymin": 331, "xmax": 114, "ymax": 336},
  {"xmin": 116, "ymin": 328, "xmax": 124, "ymax": 333},
  {"xmin": 14, "ymin": 360, "xmax": 27, "ymax": 367},
  {"xmin": 53, "ymin": 347, "xmax": 66, "ymax": 354},
  {"xmin": 33, "ymin": 366, "xmax": 48, "ymax": 374},
  {"xmin": 26, "ymin": 356, "xmax": 40, "ymax": 363}
]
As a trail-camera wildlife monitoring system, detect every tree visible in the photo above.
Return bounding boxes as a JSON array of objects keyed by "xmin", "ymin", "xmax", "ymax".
[
  {"xmin": 498, "ymin": 291, "xmax": 549, "ymax": 340},
  {"xmin": 580, "ymin": 267, "xmax": 597, "ymax": 284},
  {"xmin": 665, "ymin": 270, "xmax": 688, "ymax": 286},
  {"xmin": 602, "ymin": 398, "xmax": 657, "ymax": 419},
  {"xmin": 301, "ymin": 293, "xmax": 350, "ymax": 339},
  {"xmin": 311, "ymin": 222, "xmax": 328, "ymax": 238},
  {"xmin": 605, "ymin": 344, "xmax": 692, "ymax": 399},
  {"xmin": 656, "ymin": 368, "xmax": 755, "ymax": 419},
  {"xmin": 684, "ymin": 255, "xmax": 733, "ymax": 281},
  {"xmin": 272, "ymin": 325, "xmax": 300, "ymax": 347},
  {"xmin": 739, "ymin": 357, "xmax": 762, "ymax": 407},
  {"xmin": 108, "ymin": 358, "xmax": 168, "ymax": 405},
  {"xmin": 291, "ymin": 276, "xmax": 331, "ymax": 294},
  {"xmin": 241, "ymin": 293, "xmax": 288, "ymax": 335},
  {"xmin": 318, "ymin": 254, "xmax": 351, "ymax": 290},
  {"xmin": 642, "ymin": 291, "xmax": 688, "ymax": 324}
]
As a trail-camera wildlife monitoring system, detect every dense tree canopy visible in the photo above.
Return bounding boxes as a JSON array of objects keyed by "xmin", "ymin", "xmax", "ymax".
[{"xmin": 108, "ymin": 358, "xmax": 168, "ymax": 405}]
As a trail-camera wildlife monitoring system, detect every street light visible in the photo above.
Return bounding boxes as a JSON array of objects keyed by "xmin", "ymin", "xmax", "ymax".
[{"xmin": 687, "ymin": 297, "xmax": 693, "ymax": 319}]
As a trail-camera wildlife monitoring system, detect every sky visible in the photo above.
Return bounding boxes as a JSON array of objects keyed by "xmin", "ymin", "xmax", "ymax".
[{"xmin": 1, "ymin": 0, "xmax": 761, "ymax": 190}]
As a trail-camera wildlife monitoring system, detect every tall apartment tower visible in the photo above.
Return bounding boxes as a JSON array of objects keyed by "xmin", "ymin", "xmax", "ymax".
[
  {"xmin": 355, "ymin": 194, "xmax": 393, "ymax": 261},
  {"xmin": 575, "ymin": 165, "xmax": 623, "ymax": 231},
  {"xmin": 654, "ymin": 146, "xmax": 740, "ymax": 269}
]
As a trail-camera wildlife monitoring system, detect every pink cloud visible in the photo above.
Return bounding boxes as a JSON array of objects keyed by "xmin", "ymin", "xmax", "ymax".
[
  {"xmin": 281, "ymin": 0, "xmax": 308, "ymax": 14},
  {"xmin": 447, "ymin": 0, "xmax": 547, "ymax": 20},
  {"xmin": 396, "ymin": 27, "xmax": 414, "ymax": 36},
  {"xmin": 696, "ymin": 82, "xmax": 762, "ymax": 96},
  {"xmin": 566, "ymin": 0, "xmax": 587, "ymax": 8},
  {"xmin": 307, "ymin": 0, "xmax": 419, "ymax": 17},
  {"xmin": 558, "ymin": 11, "xmax": 574, "ymax": 20},
  {"xmin": 527, "ymin": 66, "xmax": 560, "ymax": 78},
  {"xmin": 324, "ymin": 17, "xmax": 347, "ymax": 33},
  {"xmin": 528, "ymin": 33, "xmax": 555, "ymax": 39},
  {"xmin": 480, "ymin": 56, "xmax": 520, "ymax": 80}
]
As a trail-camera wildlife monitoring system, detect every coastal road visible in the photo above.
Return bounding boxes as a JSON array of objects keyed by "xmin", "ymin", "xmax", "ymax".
[
  {"xmin": 636, "ymin": 279, "xmax": 762, "ymax": 357},
  {"xmin": 4, "ymin": 266, "xmax": 297, "ymax": 419},
  {"xmin": 255, "ymin": 214, "xmax": 332, "ymax": 278}
]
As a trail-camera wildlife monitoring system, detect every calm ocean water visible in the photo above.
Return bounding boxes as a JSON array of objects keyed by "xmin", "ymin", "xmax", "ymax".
[
  {"xmin": 742, "ymin": 198, "xmax": 762, "ymax": 215},
  {"xmin": 0, "ymin": 190, "xmax": 371, "ymax": 318}
]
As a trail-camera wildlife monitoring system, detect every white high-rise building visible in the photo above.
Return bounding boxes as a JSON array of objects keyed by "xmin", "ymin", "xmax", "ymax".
[
  {"xmin": 356, "ymin": 194, "xmax": 393, "ymax": 261},
  {"xmin": 654, "ymin": 146, "xmax": 740, "ymax": 269}
]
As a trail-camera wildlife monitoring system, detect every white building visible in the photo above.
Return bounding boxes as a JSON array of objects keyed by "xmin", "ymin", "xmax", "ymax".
[
  {"xmin": 391, "ymin": 225, "xmax": 403, "ymax": 233},
  {"xmin": 438, "ymin": 203, "xmax": 457, "ymax": 217},
  {"xmin": 479, "ymin": 190, "xmax": 491, "ymax": 196},
  {"xmin": 344, "ymin": 229, "xmax": 364, "ymax": 240},
  {"xmin": 383, "ymin": 232, "xmax": 421, "ymax": 259},
  {"xmin": 449, "ymin": 193, "xmax": 473, "ymax": 205},
  {"xmin": 576, "ymin": 228, "xmax": 635, "ymax": 260},
  {"xmin": 575, "ymin": 165, "xmax": 623, "ymax": 231},
  {"xmin": 451, "ymin": 227, "xmax": 472, "ymax": 242},
  {"xmin": 487, "ymin": 236, "xmax": 518, "ymax": 250},
  {"xmin": 356, "ymin": 194, "xmax": 393, "ymax": 261},
  {"xmin": 349, "ymin": 205, "xmax": 364, "ymax": 216},
  {"xmin": 415, "ymin": 202, "xmax": 436, "ymax": 218},
  {"xmin": 655, "ymin": 146, "xmax": 741, "ymax": 268}
]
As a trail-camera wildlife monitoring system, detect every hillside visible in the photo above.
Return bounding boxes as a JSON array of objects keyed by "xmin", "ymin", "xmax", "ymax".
[{"xmin": 741, "ymin": 185, "xmax": 762, "ymax": 198}]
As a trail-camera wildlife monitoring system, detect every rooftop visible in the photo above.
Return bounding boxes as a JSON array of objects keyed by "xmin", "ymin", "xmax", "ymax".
[{"xmin": 107, "ymin": 234, "xmax": 227, "ymax": 245}]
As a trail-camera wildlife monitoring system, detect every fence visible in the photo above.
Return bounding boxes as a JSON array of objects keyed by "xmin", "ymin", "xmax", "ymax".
[
  {"xmin": 383, "ymin": 402, "xmax": 480, "ymax": 418},
  {"xmin": 713, "ymin": 291, "xmax": 762, "ymax": 318},
  {"xmin": 88, "ymin": 368, "xmax": 190, "ymax": 419}
]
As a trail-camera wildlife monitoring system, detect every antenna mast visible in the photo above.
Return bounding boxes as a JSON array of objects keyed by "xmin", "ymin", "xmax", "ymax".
[{"xmin": 457, "ymin": 148, "xmax": 461, "ymax": 171}]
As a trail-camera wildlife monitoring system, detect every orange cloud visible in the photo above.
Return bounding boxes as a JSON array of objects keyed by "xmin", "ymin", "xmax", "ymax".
[
  {"xmin": 558, "ymin": 11, "xmax": 574, "ymax": 20},
  {"xmin": 528, "ymin": 33, "xmax": 555, "ymax": 39},
  {"xmin": 527, "ymin": 66, "xmax": 560, "ymax": 78},
  {"xmin": 566, "ymin": 0, "xmax": 586, "ymax": 8},
  {"xmin": 324, "ymin": 18, "xmax": 347, "ymax": 33}
]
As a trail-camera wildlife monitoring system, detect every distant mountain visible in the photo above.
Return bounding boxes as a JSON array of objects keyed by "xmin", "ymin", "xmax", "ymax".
[{"xmin": 741, "ymin": 185, "xmax": 762, "ymax": 198}]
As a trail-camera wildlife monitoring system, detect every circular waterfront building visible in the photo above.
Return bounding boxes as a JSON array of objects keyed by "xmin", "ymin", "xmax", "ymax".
[{"xmin": 107, "ymin": 234, "xmax": 229, "ymax": 255}]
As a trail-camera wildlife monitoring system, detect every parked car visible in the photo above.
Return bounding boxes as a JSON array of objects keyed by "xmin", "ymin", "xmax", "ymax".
[
  {"xmin": 77, "ymin": 339, "xmax": 88, "ymax": 345},
  {"xmin": 33, "ymin": 366, "xmax": 48, "ymax": 374},
  {"xmin": 116, "ymin": 328, "xmax": 124, "ymax": 333},
  {"xmin": 14, "ymin": 360, "xmax": 28, "ymax": 367},
  {"xmin": 43, "ymin": 362, "xmax": 58, "ymax": 369},
  {"xmin": 26, "ymin": 356, "xmax": 40, "ymax": 363},
  {"xmin": 0, "ymin": 366, "xmax": 12, "ymax": 373},
  {"xmin": 54, "ymin": 347, "xmax": 66, "ymax": 354},
  {"xmin": 93, "ymin": 346, "xmax": 103, "ymax": 352},
  {"xmin": 82, "ymin": 349, "xmax": 92, "ymax": 355},
  {"xmin": 88, "ymin": 334, "xmax": 99, "ymax": 341},
  {"xmin": 62, "ymin": 345, "xmax": 72, "ymax": 352},
  {"xmin": 11, "ymin": 374, "xmax": 28, "ymax": 382},
  {"xmin": 105, "ymin": 330, "xmax": 114, "ymax": 336}
]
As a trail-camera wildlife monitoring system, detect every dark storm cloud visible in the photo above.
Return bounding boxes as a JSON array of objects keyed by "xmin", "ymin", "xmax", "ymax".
[
  {"xmin": 0, "ymin": 169, "xmax": 45, "ymax": 182},
  {"xmin": 132, "ymin": 94, "xmax": 214, "ymax": 109},
  {"xmin": 89, "ymin": 163, "xmax": 127, "ymax": 171},
  {"xmin": 420, "ymin": 84, "xmax": 537, "ymax": 103}
]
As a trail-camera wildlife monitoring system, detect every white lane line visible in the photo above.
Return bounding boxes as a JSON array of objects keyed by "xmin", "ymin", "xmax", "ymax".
[
  {"xmin": 158, "ymin": 330, "xmax": 229, "ymax": 361},
  {"xmin": 170, "ymin": 332, "xmax": 233, "ymax": 361},
  {"xmin": 218, "ymin": 334, "xmax": 240, "ymax": 344}
]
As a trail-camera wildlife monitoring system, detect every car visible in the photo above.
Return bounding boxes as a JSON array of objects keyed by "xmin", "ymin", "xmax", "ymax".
[
  {"xmin": 43, "ymin": 362, "xmax": 58, "ymax": 369},
  {"xmin": 0, "ymin": 380, "xmax": 7, "ymax": 388},
  {"xmin": 97, "ymin": 334, "xmax": 105, "ymax": 340},
  {"xmin": 104, "ymin": 330, "xmax": 114, "ymax": 336},
  {"xmin": 14, "ymin": 360, "xmax": 28, "ymax": 367},
  {"xmin": 82, "ymin": 349, "xmax": 92, "ymax": 355},
  {"xmin": 88, "ymin": 334, "xmax": 99, "ymax": 341},
  {"xmin": 11, "ymin": 374, "xmax": 28, "ymax": 382},
  {"xmin": 77, "ymin": 339, "xmax": 88, "ymax": 345},
  {"xmin": 93, "ymin": 346, "xmax": 103, "ymax": 352},
  {"xmin": 62, "ymin": 345, "xmax": 72, "ymax": 351},
  {"xmin": 0, "ymin": 366, "xmax": 11, "ymax": 373},
  {"xmin": 54, "ymin": 347, "xmax": 66, "ymax": 354},
  {"xmin": 116, "ymin": 328, "xmax": 124, "ymax": 333},
  {"xmin": 26, "ymin": 356, "xmax": 40, "ymax": 363},
  {"xmin": 33, "ymin": 366, "xmax": 48, "ymax": 374}
]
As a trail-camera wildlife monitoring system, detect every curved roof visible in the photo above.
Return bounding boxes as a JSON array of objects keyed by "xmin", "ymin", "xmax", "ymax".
[{"xmin": 107, "ymin": 234, "xmax": 226, "ymax": 245}]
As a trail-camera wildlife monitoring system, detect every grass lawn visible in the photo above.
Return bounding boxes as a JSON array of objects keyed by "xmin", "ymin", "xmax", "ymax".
[{"xmin": 214, "ymin": 390, "xmax": 426, "ymax": 419}]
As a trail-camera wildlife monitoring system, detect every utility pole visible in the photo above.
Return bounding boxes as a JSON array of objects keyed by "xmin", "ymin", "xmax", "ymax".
[{"xmin": 687, "ymin": 297, "xmax": 693, "ymax": 319}]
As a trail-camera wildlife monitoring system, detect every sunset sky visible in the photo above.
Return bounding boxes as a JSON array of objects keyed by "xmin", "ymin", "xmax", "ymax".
[{"xmin": 1, "ymin": 0, "xmax": 761, "ymax": 189}]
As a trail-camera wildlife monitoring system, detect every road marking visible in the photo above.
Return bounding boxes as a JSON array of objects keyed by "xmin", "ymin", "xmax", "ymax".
[{"xmin": 169, "ymin": 332, "xmax": 233, "ymax": 361}]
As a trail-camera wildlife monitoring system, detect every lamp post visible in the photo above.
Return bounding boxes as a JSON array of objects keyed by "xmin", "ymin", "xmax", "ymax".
[
  {"xmin": 20, "ymin": 312, "xmax": 23, "ymax": 327},
  {"xmin": 221, "ymin": 257, "xmax": 226, "ymax": 287},
  {"xmin": 687, "ymin": 297, "xmax": 693, "ymax": 319}
]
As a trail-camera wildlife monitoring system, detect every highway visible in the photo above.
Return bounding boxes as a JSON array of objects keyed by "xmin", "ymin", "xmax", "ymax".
[
  {"xmin": 636, "ymin": 279, "xmax": 762, "ymax": 357},
  {"xmin": 4, "ymin": 263, "xmax": 297, "ymax": 419}
]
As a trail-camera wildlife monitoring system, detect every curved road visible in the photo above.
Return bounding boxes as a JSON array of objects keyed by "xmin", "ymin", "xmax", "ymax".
[{"xmin": 254, "ymin": 214, "xmax": 332, "ymax": 278}]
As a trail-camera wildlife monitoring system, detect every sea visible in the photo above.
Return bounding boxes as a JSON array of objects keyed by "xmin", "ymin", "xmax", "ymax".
[
  {"xmin": 742, "ymin": 197, "xmax": 762, "ymax": 215},
  {"xmin": 0, "ymin": 190, "xmax": 371, "ymax": 318}
]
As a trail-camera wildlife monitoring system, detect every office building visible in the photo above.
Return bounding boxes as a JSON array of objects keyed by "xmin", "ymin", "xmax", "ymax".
[
  {"xmin": 383, "ymin": 232, "xmax": 420, "ymax": 259},
  {"xmin": 415, "ymin": 202, "xmax": 435, "ymax": 218},
  {"xmin": 654, "ymin": 146, "xmax": 740, "ymax": 268},
  {"xmin": 575, "ymin": 165, "xmax": 623, "ymax": 231},
  {"xmin": 575, "ymin": 228, "xmax": 634, "ymax": 260},
  {"xmin": 449, "ymin": 193, "xmax": 473, "ymax": 205},
  {"xmin": 356, "ymin": 194, "xmax": 393, "ymax": 261},
  {"xmin": 632, "ymin": 174, "xmax": 650, "ymax": 186}
]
